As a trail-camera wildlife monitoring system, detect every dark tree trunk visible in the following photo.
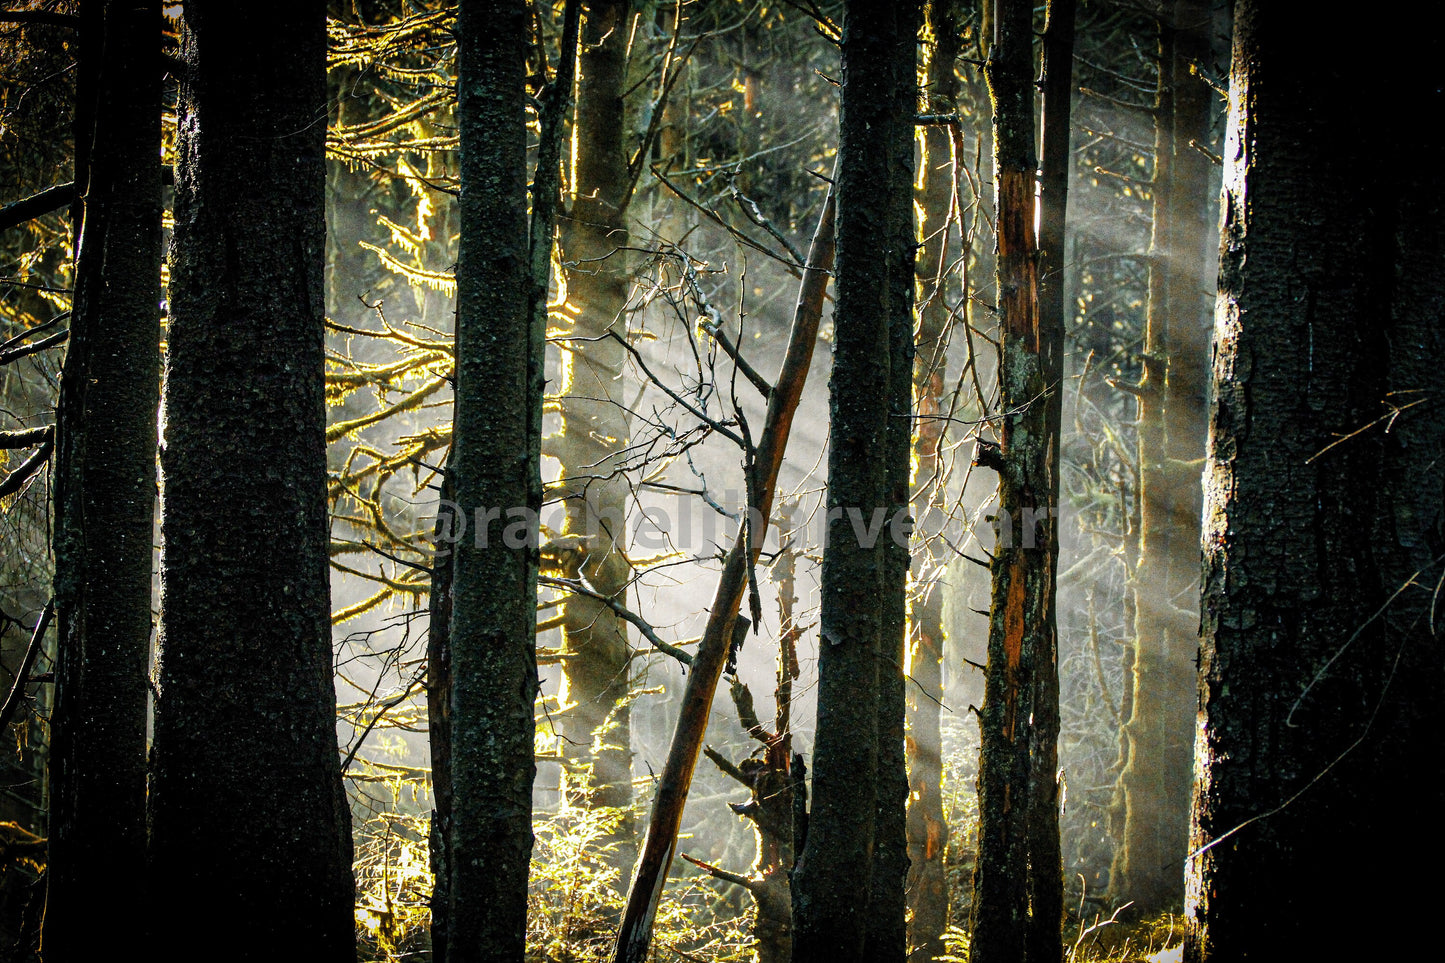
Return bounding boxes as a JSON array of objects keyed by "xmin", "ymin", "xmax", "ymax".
[
  {"xmin": 429, "ymin": 5, "xmax": 574, "ymax": 956},
  {"xmin": 865, "ymin": 5, "xmax": 921, "ymax": 961},
  {"xmin": 149, "ymin": 3, "xmax": 355, "ymax": 957},
  {"xmin": 970, "ymin": 0, "xmax": 1068, "ymax": 960},
  {"xmin": 791, "ymin": 4, "xmax": 918, "ymax": 961},
  {"xmin": 44, "ymin": 1, "xmax": 160, "ymax": 953},
  {"xmin": 444, "ymin": 2, "xmax": 540, "ymax": 958},
  {"xmin": 906, "ymin": 6, "xmax": 961, "ymax": 955},
  {"xmin": 1185, "ymin": 4, "xmax": 1445, "ymax": 959},
  {"xmin": 427, "ymin": 475, "xmax": 456, "ymax": 963},
  {"xmin": 1110, "ymin": 0, "xmax": 1214, "ymax": 916},
  {"xmin": 1025, "ymin": 4, "xmax": 1072, "ymax": 961}
]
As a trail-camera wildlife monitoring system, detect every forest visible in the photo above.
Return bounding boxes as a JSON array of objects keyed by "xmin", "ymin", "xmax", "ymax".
[{"xmin": 0, "ymin": 0, "xmax": 1441, "ymax": 960}]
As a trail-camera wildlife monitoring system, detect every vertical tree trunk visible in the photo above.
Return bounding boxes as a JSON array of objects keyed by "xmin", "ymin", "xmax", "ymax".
[
  {"xmin": 866, "ymin": 5, "xmax": 922, "ymax": 961},
  {"xmin": 1186, "ymin": 3, "xmax": 1445, "ymax": 958},
  {"xmin": 791, "ymin": 4, "xmax": 917, "ymax": 961},
  {"xmin": 970, "ymin": 0, "xmax": 1067, "ymax": 960},
  {"xmin": 906, "ymin": 6, "xmax": 960, "ymax": 955},
  {"xmin": 1111, "ymin": 0, "xmax": 1212, "ymax": 916},
  {"xmin": 44, "ymin": 2, "xmax": 160, "ymax": 954},
  {"xmin": 553, "ymin": 0, "xmax": 638, "ymax": 852},
  {"xmin": 426, "ymin": 475, "xmax": 456, "ymax": 963},
  {"xmin": 429, "ymin": 6, "xmax": 576, "ymax": 955},
  {"xmin": 445, "ymin": 2, "xmax": 540, "ymax": 958},
  {"xmin": 1025, "ymin": 4, "xmax": 1072, "ymax": 962},
  {"xmin": 149, "ymin": 3, "xmax": 355, "ymax": 957}
]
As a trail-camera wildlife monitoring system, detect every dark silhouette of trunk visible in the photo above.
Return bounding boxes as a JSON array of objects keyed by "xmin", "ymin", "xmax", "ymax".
[
  {"xmin": 148, "ymin": 3, "xmax": 355, "ymax": 958},
  {"xmin": 970, "ymin": 1, "xmax": 1069, "ymax": 960},
  {"xmin": 43, "ymin": 2, "xmax": 160, "ymax": 954},
  {"xmin": 1025, "ymin": 5, "xmax": 1072, "ymax": 962},
  {"xmin": 428, "ymin": 4, "xmax": 573, "ymax": 956},
  {"xmin": 907, "ymin": 5, "xmax": 960, "ymax": 953},
  {"xmin": 1110, "ymin": 0, "xmax": 1213, "ymax": 916},
  {"xmin": 443, "ymin": 2, "xmax": 541, "ymax": 957},
  {"xmin": 552, "ymin": 0, "xmax": 638, "ymax": 854},
  {"xmin": 427, "ymin": 475, "xmax": 456, "ymax": 963},
  {"xmin": 866, "ymin": 5, "xmax": 921, "ymax": 962},
  {"xmin": 1185, "ymin": 4, "xmax": 1445, "ymax": 959},
  {"xmin": 791, "ymin": 4, "xmax": 917, "ymax": 961}
]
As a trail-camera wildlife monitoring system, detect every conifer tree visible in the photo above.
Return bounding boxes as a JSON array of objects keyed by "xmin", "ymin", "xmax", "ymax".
[
  {"xmin": 45, "ymin": 1, "xmax": 160, "ymax": 952},
  {"xmin": 1186, "ymin": 3, "xmax": 1445, "ymax": 957},
  {"xmin": 148, "ymin": 3, "xmax": 355, "ymax": 956},
  {"xmin": 791, "ymin": 3, "xmax": 918, "ymax": 960}
]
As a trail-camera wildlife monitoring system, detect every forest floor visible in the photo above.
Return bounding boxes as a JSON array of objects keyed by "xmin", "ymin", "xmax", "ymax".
[{"xmin": 1063, "ymin": 912, "xmax": 1184, "ymax": 962}]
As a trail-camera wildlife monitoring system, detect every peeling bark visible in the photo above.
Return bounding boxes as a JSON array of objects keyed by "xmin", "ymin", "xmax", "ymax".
[{"xmin": 971, "ymin": 2, "xmax": 1070, "ymax": 961}]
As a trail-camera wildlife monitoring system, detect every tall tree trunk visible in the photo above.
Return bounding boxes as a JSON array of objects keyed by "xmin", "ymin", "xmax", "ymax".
[
  {"xmin": 149, "ymin": 3, "xmax": 355, "ymax": 957},
  {"xmin": 791, "ymin": 4, "xmax": 917, "ymax": 961},
  {"xmin": 906, "ymin": 5, "xmax": 961, "ymax": 954},
  {"xmin": 44, "ymin": 2, "xmax": 160, "ymax": 954},
  {"xmin": 444, "ymin": 1, "xmax": 540, "ymax": 958},
  {"xmin": 1185, "ymin": 4, "xmax": 1445, "ymax": 958},
  {"xmin": 866, "ymin": 5, "xmax": 922, "ymax": 961},
  {"xmin": 553, "ymin": 0, "xmax": 638, "ymax": 853},
  {"xmin": 1110, "ymin": 0, "xmax": 1213, "ymax": 915},
  {"xmin": 428, "ymin": 5, "xmax": 577, "ymax": 956},
  {"xmin": 1025, "ymin": 4, "xmax": 1072, "ymax": 962},
  {"xmin": 970, "ymin": 0, "xmax": 1068, "ymax": 960}
]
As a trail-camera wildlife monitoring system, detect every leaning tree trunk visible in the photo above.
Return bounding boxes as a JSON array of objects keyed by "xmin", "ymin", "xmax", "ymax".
[
  {"xmin": 692, "ymin": 509, "xmax": 804, "ymax": 963},
  {"xmin": 44, "ymin": 2, "xmax": 160, "ymax": 954},
  {"xmin": 970, "ymin": 1, "xmax": 1069, "ymax": 961},
  {"xmin": 443, "ymin": 1, "xmax": 541, "ymax": 959},
  {"xmin": 790, "ymin": 4, "xmax": 918, "ymax": 962},
  {"xmin": 148, "ymin": 3, "xmax": 355, "ymax": 957},
  {"xmin": 1185, "ymin": 3, "xmax": 1445, "ymax": 959},
  {"xmin": 612, "ymin": 185, "xmax": 836, "ymax": 963},
  {"xmin": 552, "ymin": 0, "xmax": 638, "ymax": 854},
  {"xmin": 1110, "ymin": 0, "xmax": 1213, "ymax": 916},
  {"xmin": 906, "ymin": 5, "xmax": 961, "ymax": 955}
]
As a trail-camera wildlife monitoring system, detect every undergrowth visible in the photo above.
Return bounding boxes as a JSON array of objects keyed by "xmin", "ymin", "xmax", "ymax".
[{"xmin": 355, "ymin": 803, "xmax": 753, "ymax": 962}]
